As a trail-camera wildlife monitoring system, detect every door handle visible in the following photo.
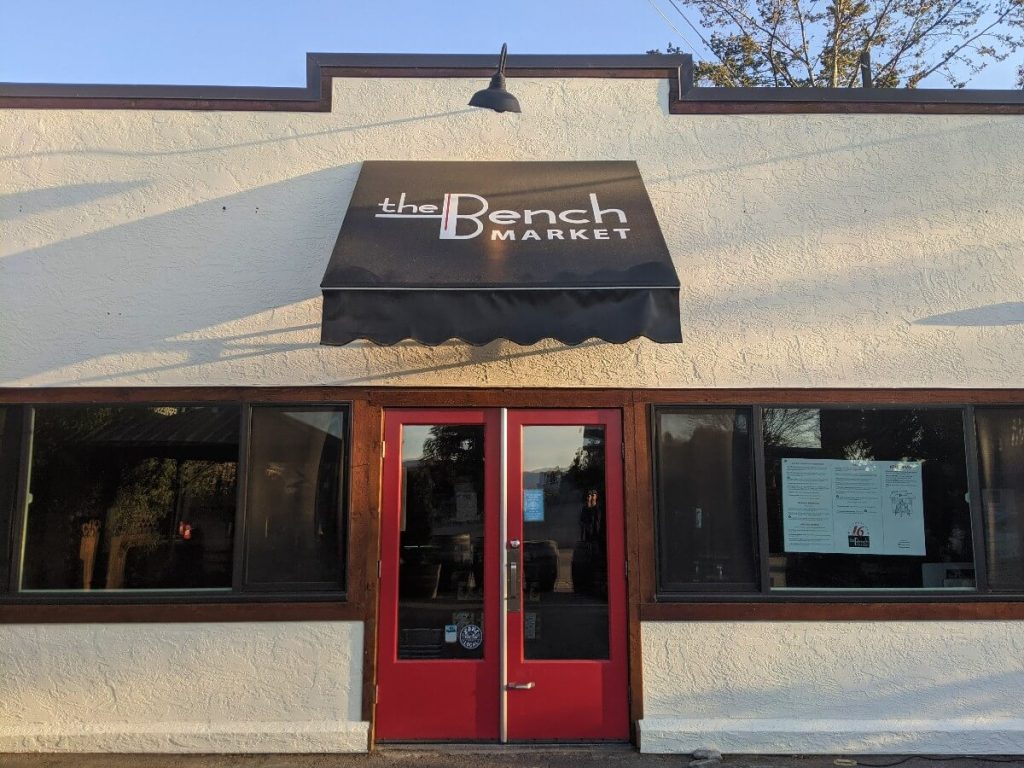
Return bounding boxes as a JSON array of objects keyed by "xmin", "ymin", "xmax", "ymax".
[
  {"xmin": 506, "ymin": 553, "xmax": 521, "ymax": 612},
  {"xmin": 506, "ymin": 682, "xmax": 535, "ymax": 690}
]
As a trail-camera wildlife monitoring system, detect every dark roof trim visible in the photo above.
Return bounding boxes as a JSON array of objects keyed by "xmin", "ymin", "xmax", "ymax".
[
  {"xmin": 2, "ymin": 51, "xmax": 1022, "ymax": 114},
  {"xmin": 0, "ymin": 52, "xmax": 687, "ymax": 112},
  {"xmin": 674, "ymin": 57, "xmax": 1024, "ymax": 114}
]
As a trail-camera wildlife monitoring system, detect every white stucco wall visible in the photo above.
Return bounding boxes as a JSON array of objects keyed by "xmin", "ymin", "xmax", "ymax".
[
  {"xmin": 3, "ymin": 73, "xmax": 1024, "ymax": 756},
  {"xmin": 2, "ymin": 77, "xmax": 1022, "ymax": 388},
  {"xmin": 639, "ymin": 620, "xmax": 1024, "ymax": 754},
  {"xmin": 0, "ymin": 621, "xmax": 368, "ymax": 752}
]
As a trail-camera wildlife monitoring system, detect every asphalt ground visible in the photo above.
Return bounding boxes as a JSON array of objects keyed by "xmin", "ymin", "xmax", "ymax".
[{"xmin": 1, "ymin": 748, "xmax": 1022, "ymax": 768}]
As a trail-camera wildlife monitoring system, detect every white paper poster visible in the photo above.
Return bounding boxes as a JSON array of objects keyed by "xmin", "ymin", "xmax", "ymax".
[{"xmin": 782, "ymin": 458, "xmax": 925, "ymax": 556}]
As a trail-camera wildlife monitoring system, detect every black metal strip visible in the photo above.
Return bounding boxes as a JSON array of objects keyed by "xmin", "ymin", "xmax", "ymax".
[
  {"xmin": 680, "ymin": 84, "xmax": 1024, "ymax": 105},
  {"xmin": 752, "ymin": 406, "xmax": 771, "ymax": 594},
  {"xmin": 964, "ymin": 406, "xmax": 989, "ymax": 592},
  {"xmin": 231, "ymin": 404, "xmax": 252, "ymax": 591},
  {"xmin": 8, "ymin": 407, "xmax": 33, "ymax": 594}
]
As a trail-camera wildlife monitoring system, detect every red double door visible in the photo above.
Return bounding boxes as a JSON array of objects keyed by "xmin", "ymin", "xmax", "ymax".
[{"xmin": 375, "ymin": 408, "xmax": 629, "ymax": 742}]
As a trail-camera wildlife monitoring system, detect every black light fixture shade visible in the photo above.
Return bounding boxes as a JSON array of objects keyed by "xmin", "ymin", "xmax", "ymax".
[{"xmin": 469, "ymin": 43, "xmax": 521, "ymax": 113}]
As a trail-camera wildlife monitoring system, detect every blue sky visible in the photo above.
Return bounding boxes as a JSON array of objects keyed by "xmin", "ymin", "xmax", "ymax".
[{"xmin": 0, "ymin": 0, "xmax": 1018, "ymax": 88}]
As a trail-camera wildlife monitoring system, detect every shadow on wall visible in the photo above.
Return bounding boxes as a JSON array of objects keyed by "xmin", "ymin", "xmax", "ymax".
[
  {"xmin": 0, "ymin": 165, "xmax": 360, "ymax": 381},
  {"xmin": 55, "ymin": 333, "xmax": 606, "ymax": 387},
  {"xmin": 914, "ymin": 302, "xmax": 1024, "ymax": 326},
  {"xmin": 0, "ymin": 181, "xmax": 150, "ymax": 220},
  {"xmin": 2, "ymin": 110, "xmax": 479, "ymax": 163},
  {"xmin": 0, "ymin": 161, "xmax": 607, "ymax": 385}
]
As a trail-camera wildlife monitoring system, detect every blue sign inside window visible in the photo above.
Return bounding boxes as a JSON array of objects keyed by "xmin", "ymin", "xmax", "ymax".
[{"xmin": 523, "ymin": 489, "xmax": 545, "ymax": 522}]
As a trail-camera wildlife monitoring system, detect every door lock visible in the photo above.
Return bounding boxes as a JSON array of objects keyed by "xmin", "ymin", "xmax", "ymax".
[{"xmin": 506, "ymin": 542, "xmax": 521, "ymax": 612}]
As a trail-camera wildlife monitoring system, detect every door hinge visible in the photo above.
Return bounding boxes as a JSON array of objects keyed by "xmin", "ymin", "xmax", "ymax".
[
  {"xmin": 377, "ymin": 559, "xmax": 382, "ymax": 579},
  {"xmin": 374, "ymin": 683, "xmax": 379, "ymax": 704},
  {"xmin": 381, "ymin": 440, "xmax": 386, "ymax": 459},
  {"xmin": 621, "ymin": 441, "xmax": 626, "ymax": 458},
  {"xmin": 624, "ymin": 559, "xmax": 629, "ymax": 579}
]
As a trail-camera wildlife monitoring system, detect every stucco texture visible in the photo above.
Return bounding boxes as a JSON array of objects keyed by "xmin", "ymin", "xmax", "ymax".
[
  {"xmin": 2, "ymin": 77, "xmax": 1022, "ymax": 388},
  {"xmin": 639, "ymin": 620, "xmax": 1024, "ymax": 754},
  {"xmin": 0, "ymin": 621, "xmax": 368, "ymax": 752}
]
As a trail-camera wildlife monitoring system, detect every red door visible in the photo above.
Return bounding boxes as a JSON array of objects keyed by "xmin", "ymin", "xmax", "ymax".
[{"xmin": 375, "ymin": 408, "xmax": 628, "ymax": 742}]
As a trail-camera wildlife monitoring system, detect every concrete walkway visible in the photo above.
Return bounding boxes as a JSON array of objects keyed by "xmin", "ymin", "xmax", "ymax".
[{"xmin": 1, "ymin": 748, "xmax": 1022, "ymax": 768}]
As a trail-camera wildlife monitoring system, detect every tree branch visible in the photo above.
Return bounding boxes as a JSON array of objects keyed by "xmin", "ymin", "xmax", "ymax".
[
  {"xmin": 699, "ymin": 0, "xmax": 812, "ymax": 63},
  {"xmin": 911, "ymin": 8, "xmax": 1020, "ymax": 83},
  {"xmin": 874, "ymin": 0, "xmax": 966, "ymax": 85},
  {"xmin": 792, "ymin": 0, "xmax": 819, "ymax": 82}
]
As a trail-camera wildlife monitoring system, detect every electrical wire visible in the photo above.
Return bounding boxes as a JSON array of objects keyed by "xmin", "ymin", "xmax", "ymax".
[
  {"xmin": 647, "ymin": 0, "xmax": 745, "ymax": 85},
  {"xmin": 645, "ymin": 0, "xmax": 702, "ymax": 57},
  {"xmin": 665, "ymin": 0, "xmax": 744, "ymax": 85}
]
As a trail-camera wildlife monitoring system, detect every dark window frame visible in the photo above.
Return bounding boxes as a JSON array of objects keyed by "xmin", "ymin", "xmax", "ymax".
[
  {"xmin": 0, "ymin": 400, "xmax": 352, "ymax": 605},
  {"xmin": 652, "ymin": 402, "xmax": 1021, "ymax": 602}
]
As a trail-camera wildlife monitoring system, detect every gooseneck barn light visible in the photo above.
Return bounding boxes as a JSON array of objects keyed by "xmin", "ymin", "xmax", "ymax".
[{"xmin": 469, "ymin": 43, "xmax": 521, "ymax": 113}]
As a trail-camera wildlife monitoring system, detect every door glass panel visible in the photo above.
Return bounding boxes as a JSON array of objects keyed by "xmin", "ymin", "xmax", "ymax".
[
  {"xmin": 521, "ymin": 425, "xmax": 609, "ymax": 660},
  {"xmin": 398, "ymin": 425, "xmax": 485, "ymax": 660}
]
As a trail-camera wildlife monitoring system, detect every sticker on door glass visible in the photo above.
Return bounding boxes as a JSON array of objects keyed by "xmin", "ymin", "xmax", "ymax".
[
  {"xmin": 523, "ymin": 488, "xmax": 545, "ymax": 522},
  {"xmin": 444, "ymin": 624, "xmax": 458, "ymax": 643},
  {"xmin": 454, "ymin": 481, "xmax": 479, "ymax": 523},
  {"xmin": 524, "ymin": 612, "xmax": 539, "ymax": 640},
  {"xmin": 459, "ymin": 623, "xmax": 483, "ymax": 650}
]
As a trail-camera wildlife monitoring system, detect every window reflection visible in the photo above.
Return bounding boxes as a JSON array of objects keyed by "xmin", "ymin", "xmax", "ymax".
[
  {"xmin": 244, "ymin": 407, "xmax": 345, "ymax": 588},
  {"xmin": 0, "ymin": 407, "xmax": 24, "ymax": 587},
  {"xmin": 976, "ymin": 408, "xmax": 1024, "ymax": 591},
  {"xmin": 398, "ymin": 425, "xmax": 486, "ymax": 660},
  {"xmin": 522, "ymin": 425, "xmax": 609, "ymax": 660},
  {"xmin": 21, "ymin": 406, "xmax": 239, "ymax": 591},
  {"xmin": 655, "ymin": 408, "xmax": 758, "ymax": 591}
]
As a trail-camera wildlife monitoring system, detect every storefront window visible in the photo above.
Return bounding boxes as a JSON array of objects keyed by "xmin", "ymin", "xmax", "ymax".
[
  {"xmin": 654, "ymin": 407, "xmax": 758, "ymax": 592},
  {"xmin": 19, "ymin": 406, "xmax": 239, "ymax": 592},
  {"xmin": 764, "ymin": 407, "xmax": 974, "ymax": 590},
  {"xmin": 976, "ymin": 407, "xmax": 1024, "ymax": 591},
  {"xmin": 243, "ymin": 406, "xmax": 347, "ymax": 590}
]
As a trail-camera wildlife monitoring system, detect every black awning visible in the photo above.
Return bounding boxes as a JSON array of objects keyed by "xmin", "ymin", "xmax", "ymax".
[{"xmin": 320, "ymin": 161, "xmax": 681, "ymax": 346}]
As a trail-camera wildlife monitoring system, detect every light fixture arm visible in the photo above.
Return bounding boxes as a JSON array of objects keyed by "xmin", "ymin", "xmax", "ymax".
[
  {"xmin": 487, "ymin": 43, "xmax": 510, "ymax": 91},
  {"xmin": 497, "ymin": 43, "xmax": 509, "ymax": 76}
]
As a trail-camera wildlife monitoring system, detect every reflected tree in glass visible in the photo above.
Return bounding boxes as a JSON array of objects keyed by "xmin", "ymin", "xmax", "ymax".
[
  {"xmin": 21, "ymin": 406, "xmax": 238, "ymax": 591},
  {"xmin": 398, "ymin": 425, "xmax": 486, "ymax": 660}
]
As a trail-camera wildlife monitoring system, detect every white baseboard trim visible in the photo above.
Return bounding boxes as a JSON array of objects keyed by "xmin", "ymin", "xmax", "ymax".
[
  {"xmin": 0, "ymin": 720, "xmax": 370, "ymax": 753},
  {"xmin": 638, "ymin": 717, "xmax": 1024, "ymax": 755}
]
